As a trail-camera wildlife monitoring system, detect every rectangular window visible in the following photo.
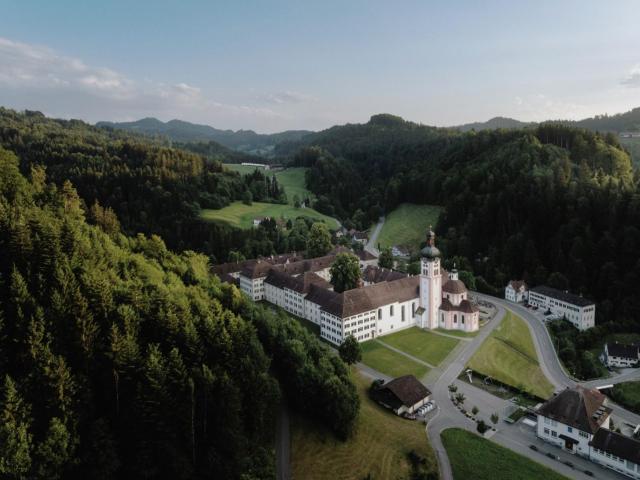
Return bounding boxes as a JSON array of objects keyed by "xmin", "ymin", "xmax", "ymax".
[
  {"xmin": 378, "ymin": 309, "xmax": 381, "ymax": 319},
  {"xmin": 551, "ymin": 431, "xmax": 557, "ymax": 438},
  {"xmin": 401, "ymin": 306, "xmax": 405, "ymax": 322},
  {"xmin": 390, "ymin": 305, "xmax": 394, "ymax": 316},
  {"xmin": 544, "ymin": 428, "xmax": 550, "ymax": 435},
  {"xmin": 567, "ymin": 427, "xmax": 572, "ymax": 433}
]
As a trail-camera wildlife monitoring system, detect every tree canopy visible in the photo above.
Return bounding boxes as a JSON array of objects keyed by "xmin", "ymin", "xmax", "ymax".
[{"xmin": 330, "ymin": 253, "xmax": 362, "ymax": 293}]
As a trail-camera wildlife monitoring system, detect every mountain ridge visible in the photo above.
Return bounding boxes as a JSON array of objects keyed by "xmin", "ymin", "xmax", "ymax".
[{"xmin": 97, "ymin": 117, "xmax": 312, "ymax": 155}]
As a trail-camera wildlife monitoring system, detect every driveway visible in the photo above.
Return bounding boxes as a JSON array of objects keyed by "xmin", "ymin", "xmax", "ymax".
[{"xmin": 365, "ymin": 216, "xmax": 385, "ymax": 256}]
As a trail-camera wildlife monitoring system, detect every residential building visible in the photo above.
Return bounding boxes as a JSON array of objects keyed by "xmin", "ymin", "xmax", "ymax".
[
  {"xmin": 536, "ymin": 386, "xmax": 640, "ymax": 479},
  {"xmin": 601, "ymin": 342, "xmax": 640, "ymax": 368},
  {"xmin": 589, "ymin": 428, "xmax": 640, "ymax": 479},
  {"xmin": 528, "ymin": 285, "xmax": 596, "ymax": 330},
  {"xmin": 352, "ymin": 230, "xmax": 369, "ymax": 245},
  {"xmin": 536, "ymin": 386, "xmax": 611, "ymax": 457},
  {"xmin": 370, "ymin": 375, "xmax": 432, "ymax": 415},
  {"xmin": 505, "ymin": 280, "xmax": 528, "ymax": 303}
]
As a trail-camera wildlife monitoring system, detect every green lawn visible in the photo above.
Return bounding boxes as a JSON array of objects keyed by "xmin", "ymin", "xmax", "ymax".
[
  {"xmin": 380, "ymin": 327, "xmax": 459, "ymax": 366},
  {"xmin": 467, "ymin": 311, "xmax": 554, "ymax": 399},
  {"xmin": 434, "ymin": 328, "xmax": 478, "ymax": 338},
  {"xmin": 611, "ymin": 381, "xmax": 640, "ymax": 415},
  {"xmin": 291, "ymin": 372, "xmax": 437, "ymax": 480},
  {"xmin": 441, "ymin": 428, "xmax": 568, "ymax": 480},
  {"xmin": 360, "ymin": 341, "xmax": 430, "ymax": 379},
  {"xmin": 200, "ymin": 201, "xmax": 339, "ymax": 229},
  {"xmin": 223, "ymin": 164, "xmax": 313, "ymax": 205},
  {"xmin": 376, "ymin": 203, "xmax": 443, "ymax": 250}
]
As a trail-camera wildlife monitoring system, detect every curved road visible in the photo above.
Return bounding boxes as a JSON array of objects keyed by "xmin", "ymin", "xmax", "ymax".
[
  {"xmin": 481, "ymin": 294, "xmax": 640, "ymax": 427},
  {"xmin": 426, "ymin": 294, "xmax": 640, "ymax": 479}
]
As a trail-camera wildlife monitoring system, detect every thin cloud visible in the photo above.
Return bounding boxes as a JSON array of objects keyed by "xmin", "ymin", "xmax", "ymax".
[
  {"xmin": 0, "ymin": 36, "xmax": 281, "ymax": 126},
  {"xmin": 259, "ymin": 90, "xmax": 316, "ymax": 105}
]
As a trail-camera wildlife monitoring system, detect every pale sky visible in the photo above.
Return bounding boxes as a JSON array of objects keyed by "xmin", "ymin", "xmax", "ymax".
[{"xmin": 2, "ymin": 0, "xmax": 640, "ymax": 132}]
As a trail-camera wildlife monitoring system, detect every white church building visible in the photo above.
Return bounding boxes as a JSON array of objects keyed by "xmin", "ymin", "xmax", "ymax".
[{"xmin": 229, "ymin": 229, "xmax": 480, "ymax": 345}]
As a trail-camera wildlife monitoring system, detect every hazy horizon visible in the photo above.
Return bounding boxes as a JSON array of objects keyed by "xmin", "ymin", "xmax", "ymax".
[{"xmin": 2, "ymin": 0, "xmax": 640, "ymax": 133}]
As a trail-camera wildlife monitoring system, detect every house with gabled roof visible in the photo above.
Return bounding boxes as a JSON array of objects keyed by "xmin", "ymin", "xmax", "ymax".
[{"xmin": 370, "ymin": 375, "xmax": 432, "ymax": 415}]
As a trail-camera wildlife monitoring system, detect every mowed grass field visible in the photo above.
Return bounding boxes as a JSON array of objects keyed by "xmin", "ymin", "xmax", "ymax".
[
  {"xmin": 377, "ymin": 203, "xmax": 443, "ymax": 250},
  {"xmin": 435, "ymin": 328, "xmax": 478, "ymax": 338},
  {"xmin": 223, "ymin": 164, "xmax": 313, "ymax": 205},
  {"xmin": 379, "ymin": 327, "xmax": 459, "ymax": 366},
  {"xmin": 360, "ymin": 340, "xmax": 429, "ymax": 379},
  {"xmin": 441, "ymin": 428, "xmax": 568, "ymax": 480},
  {"xmin": 291, "ymin": 372, "xmax": 437, "ymax": 480},
  {"xmin": 467, "ymin": 311, "xmax": 554, "ymax": 399},
  {"xmin": 200, "ymin": 201, "xmax": 339, "ymax": 229}
]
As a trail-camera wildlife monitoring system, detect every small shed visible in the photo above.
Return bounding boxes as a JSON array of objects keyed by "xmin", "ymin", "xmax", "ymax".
[{"xmin": 372, "ymin": 375, "xmax": 431, "ymax": 415}]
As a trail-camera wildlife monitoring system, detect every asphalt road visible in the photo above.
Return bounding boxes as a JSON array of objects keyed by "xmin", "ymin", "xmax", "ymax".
[
  {"xmin": 481, "ymin": 295, "xmax": 640, "ymax": 427},
  {"xmin": 276, "ymin": 403, "xmax": 291, "ymax": 480},
  {"xmin": 365, "ymin": 216, "xmax": 385, "ymax": 256}
]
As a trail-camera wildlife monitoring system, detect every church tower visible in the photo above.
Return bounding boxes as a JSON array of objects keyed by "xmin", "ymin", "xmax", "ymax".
[{"xmin": 419, "ymin": 227, "xmax": 442, "ymax": 329}]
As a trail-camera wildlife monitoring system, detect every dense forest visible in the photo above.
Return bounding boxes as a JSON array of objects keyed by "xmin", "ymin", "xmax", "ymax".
[
  {"xmin": 0, "ymin": 146, "xmax": 358, "ymax": 478},
  {"xmin": 0, "ymin": 108, "xmax": 313, "ymax": 262},
  {"xmin": 284, "ymin": 116, "xmax": 640, "ymax": 335}
]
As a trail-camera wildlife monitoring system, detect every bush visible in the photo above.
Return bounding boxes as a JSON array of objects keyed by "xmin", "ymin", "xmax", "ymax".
[{"xmin": 477, "ymin": 420, "xmax": 489, "ymax": 434}]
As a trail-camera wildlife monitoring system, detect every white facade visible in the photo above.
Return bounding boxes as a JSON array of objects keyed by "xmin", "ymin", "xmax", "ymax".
[
  {"xmin": 536, "ymin": 414, "xmax": 602, "ymax": 457},
  {"xmin": 505, "ymin": 281, "xmax": 528, "ymax": 303},
  {"xmin": 240, "ymin": 230, "xmax": 478, "ymax": 346},
  {"xmin": 419, "ymin": 255, "xmax": 441, "ymax": 329},
  {"xmin": 240, "ymin": 276, "xmax": 265, "ymax": 301},
  {"xmin": 528, "ymin": 287, "xmax": 595, "ymax": 331},
  {"xmin": 374, "ymin": 298, "xmax": 420, "ymax": 337},
  {"xmin": 591, "ymin": 443, "xmax": 640, "ymax": 479},
  {"xmin": 600, "ymin": 343, "xmax": 640, "ymax": 368}
]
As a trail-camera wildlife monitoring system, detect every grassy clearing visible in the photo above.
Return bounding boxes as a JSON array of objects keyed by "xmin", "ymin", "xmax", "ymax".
[
  {"xmin": 223, "ymin": 164, "xmax": 313, "ymax": 205},
  {"xmin": 377, "ymin": 203, "xmax": 443, "ymax": 250},
  {"xmin": 200, "ymin": 201, "xmax": 339, "ymax": 229},
  {"xmin": 291, "ymin": 372, "xmax": 437, "ymax": 480},
  {"xmin": 611, "ymin": 381, "xmax": 640, "ymax": 415},
  {"xmin": 360, "ymin": 340, "xmax": 430, "ymax": 379},
  {"xmin": 467, "ymin": 311, "xmax": 554, "ymax": 399},
  {"xmin": 380, "ymin": 327, "xmax": 459, "ymax": 366},
  {"xmin": 434, "ymin": 328, "xmax": 478, "ymax": 338},
  {"xmin": 441, "ymin": 428, "xmax": 568, "ymax": 480}
]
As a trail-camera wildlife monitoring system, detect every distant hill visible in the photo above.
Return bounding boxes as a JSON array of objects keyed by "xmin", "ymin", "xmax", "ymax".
[
  {"xmin": 455, "ymin": 116, "xmax": 535, "ymax": 132},
  {"xmin": 97, "ymin": 117, "xmax": 312, "ymax": 156},
  {"xmin": 454, "ymin": 108, "xmax": 640, "ymax": 133}
]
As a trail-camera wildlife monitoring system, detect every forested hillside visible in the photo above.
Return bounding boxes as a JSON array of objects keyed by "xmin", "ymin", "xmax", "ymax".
[
  {"xmin": 0, "ymin": 147, "xmax": 358, "ymax": 479},
  {"xmin": 0, "ymin": 109, "xmax": 306, "ymax": 262},
  {"xmin": 285, "ymin": 116, "xmax": 640, "ymax": 332}
]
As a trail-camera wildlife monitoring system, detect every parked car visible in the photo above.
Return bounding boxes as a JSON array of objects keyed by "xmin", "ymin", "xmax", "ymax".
[
  {"xmin": 563, "ymin": 461, "xmax": 574, "ymax": 469},
  {"xmin": 529, "ymin": 445, "xmax": 538, "ymax": 451},
  {"xmin": 584, "ymin": 471, "xmax": 594, "ymax": 477},
  {"xmin": 545, "ymin": 453, "xmax": 557, "ymax": 460}
]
